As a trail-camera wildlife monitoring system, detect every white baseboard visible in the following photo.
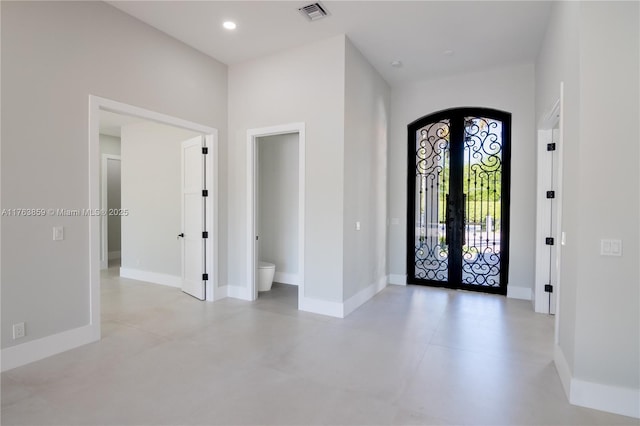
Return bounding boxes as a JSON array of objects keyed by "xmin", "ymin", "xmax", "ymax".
[
  {"xmin": 572, "ymin": 379, "xmax": 640, "ymax": 419},
  {"xmin": 344, "ymin": 276, "xmax": 387, "ymax": 317},
  {"xmin": 274, "ymin": 272, "xmax": 299, "ymax": 286},
  {"xmin": 119, "ymin": 268, "xmax": 181, "ymax": 288},
  {"xmin": 299, "ymin": 296, "xmax": 344, "ymax": 318},
  {"xmin": 388, "ymin": 274, "xmax": 406, "ymax": 285},
  {"xmin": 1, "ymin": 324, "xmax": 99, "ymax": 372},
  {"xmin": 555, "ymin": 344, "xmax": 639, "ymax": 418},
  {"xmin": 207, "ymin": 283, "xmax": 228, "ymax": 302},
  {"xmin": 108, "ymin": 250, "xmax": 121, "ymax": 260},
  {"xmin": 507, "ymin": 285, "xmax": 532, "ymax": 300},
  {"xmin": 299, "ymin": 276, "xmax": 387, "ymax": 319},
  {"xmin": 554, "ymin": 344, "xmax": 573, "ymax": 398},
  {"xmin": 226, "ymin": 284, "xmax": 253, "ymax": 301}
]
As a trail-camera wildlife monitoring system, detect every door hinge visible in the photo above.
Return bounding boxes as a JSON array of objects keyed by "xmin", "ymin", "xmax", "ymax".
[
  {"xmin": 202, "ymin": 147, "xmax": 208, "ymax": 155},
  {"xmin": 202, "ymin": 273, "xmax": 209, "ymax": 281},
  {"xmin": 547, "ymin": 143, "xmax": 556, "ymax": 151},
  {"xmin": 545, "ymin": 237, "xmax": 554, "ymax": 245},
  {"xmin": 546, "ymin": 190, "xmax": 555, "ymax": 199},
  {"xmin": 544, "ymin": 284, "xmax": 553, "ymax": 293},
  {"xmin": 202, "ymin": 189, "xmax": 208, "ymax": 197},
  {"xmin": 202, "ymin": 231, "xmax": 208, "ymax": 239}
]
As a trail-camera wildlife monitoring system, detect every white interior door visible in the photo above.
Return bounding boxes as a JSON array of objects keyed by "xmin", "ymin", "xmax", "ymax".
[
  {"xmin": 181, "ymin": 136, "xmax": 205, "ymax": 300},
  {"xmin": 534, "ymin": 99, "xmax": 561, "ymax": 315},
  {"xmin": 549, "ymin": 128, "xmax": 560, "ymax": 314}
]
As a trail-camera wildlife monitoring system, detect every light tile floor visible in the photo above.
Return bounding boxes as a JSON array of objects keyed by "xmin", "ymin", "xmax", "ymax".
[{"xmin": 1, "ymin": 266, "xmax": 638, "ymax": 425}]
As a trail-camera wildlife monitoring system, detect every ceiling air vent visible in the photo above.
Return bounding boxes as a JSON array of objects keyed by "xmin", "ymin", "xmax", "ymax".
[{"xmin": 298, "ymin": 2, "xmax": 329, "ymax": 21}]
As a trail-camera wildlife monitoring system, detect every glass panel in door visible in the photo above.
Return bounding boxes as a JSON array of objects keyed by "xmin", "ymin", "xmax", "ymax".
[
  {"xmin": 461, "ymin": 117, "xmax": 505, "ymax": 288},
  {"xmin": 412, "ymin": 119, "xmax": 450, "ymax": 282}
]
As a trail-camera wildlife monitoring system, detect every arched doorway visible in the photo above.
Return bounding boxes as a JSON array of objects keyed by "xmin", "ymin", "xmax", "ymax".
[{"xmin": 406, "ymin": 107, "xmax": 511, "ymax": 294}]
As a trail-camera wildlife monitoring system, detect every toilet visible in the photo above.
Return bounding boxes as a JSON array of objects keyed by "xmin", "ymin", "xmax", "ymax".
[{"xmin": 258, "ymin": 261, "xmax": 276, "ymax": 291}]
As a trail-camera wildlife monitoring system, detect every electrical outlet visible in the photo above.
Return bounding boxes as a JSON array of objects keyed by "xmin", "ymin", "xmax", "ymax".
[{"xmin": 13, "ymin": 322, "xmax": 25, "ymax": 339}]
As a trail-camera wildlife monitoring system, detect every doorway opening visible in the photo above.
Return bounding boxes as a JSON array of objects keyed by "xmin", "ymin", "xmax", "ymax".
[
  {"xmin": 247, "ymin": 123, "xmax": 305, "ymax": 308},
  {"xmin": 89, "ymin": 96, "xmax": 219, "ymax": 339},
  {"xmin": 101, "ymin": 152, "xmax": 121, "ymax": 270},
  {"xmin": 406, "ymin": 107, "xmax": 512, "ymax": 294}
]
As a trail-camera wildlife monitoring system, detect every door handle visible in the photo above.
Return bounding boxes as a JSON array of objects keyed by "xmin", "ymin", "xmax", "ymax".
[
  {"xmin": 177, "ymin": 233, "xmax": 184, "ymax": 239},
  {"xmin": 445, "ymin": 194, "xmax": 466, "ymax": 246}
]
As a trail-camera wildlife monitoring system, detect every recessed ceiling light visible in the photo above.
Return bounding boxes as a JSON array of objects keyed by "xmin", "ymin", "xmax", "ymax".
[
  {"xmin": 391, "ymin": 60, "xmax": 403, "ymax": 68},
  {"xmin": 223, "ymin": 21, "xmax": 237, "ymax": 30}
]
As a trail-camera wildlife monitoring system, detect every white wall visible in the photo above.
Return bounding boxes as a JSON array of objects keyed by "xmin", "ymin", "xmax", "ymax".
[
  {"xmin": 343, "ymin": 38, "xmax": 390, "ymax": 302},
  {"xmin": 228, "ymin": 35, "xmax": 346, "ymax": 303},
  {"xmin": 574, "ymin": 0, "xmax": 639, "ymax": 393},
  {"xmin": 258, "ymin": 133, "xmax": 299, "ymax": 284},
  {"xmin": 100, "ymin": 134, "xmax": 122, "ymax": 156},
  {"xmin": 535, "ymin": 0, "xmax": 581, "ymax": 376},
  {"xmin": 388, "ymin": 63, "xmax": 536, "ymax": 297},
  {"xmin": 1, "ymin": 1, "xmax": 227, "ymax": 351},
  {"xmin": 120, "ymin": 121, "xmax": 200, "ymax": 279},
  {"xmin": 536, "ymin": 1, "xmax": 639, "ymax": 417}
]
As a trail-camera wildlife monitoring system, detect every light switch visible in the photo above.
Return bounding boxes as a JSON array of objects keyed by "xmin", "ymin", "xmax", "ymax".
[
  {"xmin": 356, "ymin": 221, "xmax": 361, "ymax": 231},
  {"xmin": 610, "ymin": 240, "xmax": 622, "ymax": 256},
  {"xmin": 601, "ymin": 239, "xmax": 622, "ymax": 256},
  {"xmin": 53, "ymin": 226, "xmax": 64, "ymax": 241}
]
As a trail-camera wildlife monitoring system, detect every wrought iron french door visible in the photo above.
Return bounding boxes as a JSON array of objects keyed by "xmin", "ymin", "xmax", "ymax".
[{"xmin": 406, "ymin": 108, "xmax": 511, "ymax": 294}]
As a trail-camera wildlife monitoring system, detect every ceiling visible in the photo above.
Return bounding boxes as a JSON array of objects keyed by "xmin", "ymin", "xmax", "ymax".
[{"xmin": 107, "ymin": 1, "xmax": 552, "ymax": 87}]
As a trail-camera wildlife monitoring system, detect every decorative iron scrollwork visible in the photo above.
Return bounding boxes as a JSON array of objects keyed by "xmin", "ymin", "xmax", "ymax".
[
  {"xmin": 408, "ymin": 108, "xmax": 510, "ymax": 294},
  {"xmin": 413, "ymin": 120, "xmax": 449, "ymax": 281},
  {"xmin": 461, "ymin": 117, "xmax": 503, "ymax": 287}
]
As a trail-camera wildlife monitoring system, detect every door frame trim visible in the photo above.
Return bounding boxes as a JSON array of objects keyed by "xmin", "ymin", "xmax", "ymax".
[
  {"xmin": 406, "ymin": 107, "xmax": 511, "ymax": 294},
  {"xmin": 246, "ymin": 123, "xmax": 305, "ymax": 306},
  {"xmin": 89, "ymin": 95, "xmax": 219, "ymax": 341}
]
